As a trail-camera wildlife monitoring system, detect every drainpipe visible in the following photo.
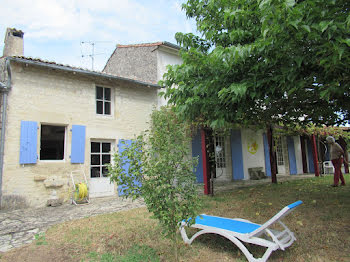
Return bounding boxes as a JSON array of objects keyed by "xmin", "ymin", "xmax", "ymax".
[{"xmin": 0, "ymin": 58, "xmax": 12, "ymax": 208}]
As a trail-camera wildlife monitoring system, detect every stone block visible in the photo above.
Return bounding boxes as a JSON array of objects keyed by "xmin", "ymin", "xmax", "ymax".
[
  {"xmin": 248, "ymin": 167, "xmax": 266, "ymax": 180},
  {"xmin": 34, "ymin": 175, "xmax": 46, "ymax": 182},
  {"xmin": 46, "ymin": 198, "xmax": 63, "ymax": 207},
  {"xmin": 43, "ymin": 176, "xmax": 64, "ymax": 188},
  {"xmin": 46, "ymin": 190, "xmax": 63, "ymax": 207}
]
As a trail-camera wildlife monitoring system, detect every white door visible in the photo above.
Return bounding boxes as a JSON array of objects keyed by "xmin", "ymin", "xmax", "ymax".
[
  {"xmin": 90, "ymin": 141, "xmax": 115, "ymax": 197},
  {"xmin": 214, "ymin": 135, "xmax": 231, "ymax": 181},
  {"xmin": 276, "ymin": 137, "xmax": 286, "ymax": 174}
]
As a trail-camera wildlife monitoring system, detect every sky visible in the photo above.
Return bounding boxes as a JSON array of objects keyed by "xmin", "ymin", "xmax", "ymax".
[{"xmin": 0, "ymin": 0, "xmax": 197, "ymax": 71}]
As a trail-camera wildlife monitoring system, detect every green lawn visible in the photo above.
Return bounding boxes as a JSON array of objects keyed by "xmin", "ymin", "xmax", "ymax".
[{"xmin": 2, "ymin": 175, "xmax": 350, "ymax": 262}]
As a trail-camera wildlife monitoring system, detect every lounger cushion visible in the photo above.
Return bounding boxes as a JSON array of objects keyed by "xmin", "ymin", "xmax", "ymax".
[
  {"xmin": 195, "ymin": 215, "xmax": 261, "ymax": 234},
  {"xmin": 287, "ymin": 200, "xmax": 303, "ymax": 209}
]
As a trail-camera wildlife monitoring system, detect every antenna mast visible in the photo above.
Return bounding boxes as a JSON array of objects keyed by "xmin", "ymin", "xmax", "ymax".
[
  {"xmin": 81, "ymin": 41, "xmax": 95, "ymax": 70},
  {"xmin": 80, "ymin": 41, "xmax": 114, "ymax": 70}
]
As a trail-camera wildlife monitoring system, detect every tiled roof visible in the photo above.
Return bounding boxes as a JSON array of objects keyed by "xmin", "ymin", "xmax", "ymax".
[
  {"xmin": 6, "ymin": 56, "xmax": 159, "ymax": 88},
  {"xmin": 10, "ymin": 56, "xmax": 99, "ymax": 73},
  {"xmin": 117, "ymin": 41, "xmax": 180, "ymax": 50}
]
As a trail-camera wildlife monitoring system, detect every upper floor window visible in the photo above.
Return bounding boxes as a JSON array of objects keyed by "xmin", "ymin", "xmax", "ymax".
[{"xmin": 96, "ymin": 86, "xmax": 111, "ymax": 115}]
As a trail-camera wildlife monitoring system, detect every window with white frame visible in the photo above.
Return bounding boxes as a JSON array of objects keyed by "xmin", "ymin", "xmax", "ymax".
[
  {"xmin": 276, "ymin": 137, "xmax": 284, "ymax": 166},
  {"xmin": 96, "ymin": 86, "xmax": 111, "ymax": 115},
  {"xmin": 40, "ymin": 125, "xmax": 65, "ymax": 160},
  {"xmin": 214, "ymin": 135, "xmax": 226, "ymax": 168},
  {"xmin": 90, "ymin": 142, "xmax": 112, "ymax": 178}
]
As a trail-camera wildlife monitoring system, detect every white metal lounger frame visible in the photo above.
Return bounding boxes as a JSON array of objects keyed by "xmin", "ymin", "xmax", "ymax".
[{"xmin": 180, "ymin": 201, "xmax": 303, "ymax": 262}]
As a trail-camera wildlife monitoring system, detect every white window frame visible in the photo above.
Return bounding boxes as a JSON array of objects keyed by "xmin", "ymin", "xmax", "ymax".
[
  {"xmin": 214, "ymin": 135, "xmax": 226, "ymax": 169},
  {"xmin": 90, "ymin": 140, "xmax": 114, "ymax": 178},
  {"xmin": 276, "ymin": 136, "xmax": 284, "ymax": 166},
  {"xmin": 39, "ymin": 124, "xmax": 67, "ymax": 162},
  {"xmin": 95, "ymin": 85, "xmax": 113, "ymax": 117}
]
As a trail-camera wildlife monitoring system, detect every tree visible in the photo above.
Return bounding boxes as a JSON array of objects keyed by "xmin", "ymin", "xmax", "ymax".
[
  {"xmin": 161, "ymin": 0, "xmax": 350, "ymax": 129},
  {"xmin": 108, "ymin": 107, "xmax": 200, "ymax": 262}
]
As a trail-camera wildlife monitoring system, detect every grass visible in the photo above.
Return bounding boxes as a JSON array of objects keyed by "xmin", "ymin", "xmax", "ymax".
[
  {"xmin": 34, "ymin": 233, "xmax": 48, "ymax": 246},
  {"xmin": 1, "ymin": 175, "xmax": 350, "ymax": 262}
]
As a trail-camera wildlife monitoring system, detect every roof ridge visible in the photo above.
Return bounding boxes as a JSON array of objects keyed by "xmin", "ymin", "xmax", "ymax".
[
  {"xmin": 117, "ymin": 42, "xmax": 164, "ymax": 48},
  {"xmin": 117, "ymin": 41, "xmax": 180, "ymax": 50}
]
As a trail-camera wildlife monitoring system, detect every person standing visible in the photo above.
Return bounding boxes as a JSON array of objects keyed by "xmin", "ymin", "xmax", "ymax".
[{"xmin": 326, "ymin": 136, "xmax": 347, "ymax": 187}]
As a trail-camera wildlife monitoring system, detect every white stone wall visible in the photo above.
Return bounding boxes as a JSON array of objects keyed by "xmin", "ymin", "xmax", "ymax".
[
  {"xmin": 294, "ymin": 136, "xmax": 303, "ymax": 174},
  {"xmin": 2, "ymin": 62, "xmax": 157, "ymax": 207},
  {"xmin": 156, "ymin": 46, "xmax": 182, "ymax": 108},
  {"xmin": 241, "ymin": 129, "xmax": 266, "ymax": 179}
]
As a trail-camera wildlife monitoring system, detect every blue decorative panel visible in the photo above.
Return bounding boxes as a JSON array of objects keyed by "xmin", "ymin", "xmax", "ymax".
[
  {"xmin": 192, "ymin": 130, "xmax": 203, "ymax": 183},
  {"xmin": 263, "ymin": 133, "xmax": 271, "ymax": 177},
  {"xmin": 71, "ymin": 125, "xmax": 86, "ymax": 163},
  {"xmin": 307, "ymin": 139, "xmax": 315, "ymax": 173},
  {"xmin": 231, "ymin": 129, "xmax": 244, "ymax": 180},
  {"xmin": 287, "ymin": 136, "xmax": 297, "ymax": 175},
  {"xmin": 117, "ymin": 139, "xmax": 142, "ymax": 196},
  {"xmin": 19, "ymin": 121, "xmax": 38, "ymax": 164}
]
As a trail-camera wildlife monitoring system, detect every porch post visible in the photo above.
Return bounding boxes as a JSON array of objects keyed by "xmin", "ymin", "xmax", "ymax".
[
  {"xmin": 311, "ymin": 135, "xmax": 320, "ymax": 177},
  {"xmin": 200, "ymin": 128, "xmax": 210, "ymax": 195},
  {"xmin": 338, "ymin": 137, "xmax": 349, "ymax": 173}
]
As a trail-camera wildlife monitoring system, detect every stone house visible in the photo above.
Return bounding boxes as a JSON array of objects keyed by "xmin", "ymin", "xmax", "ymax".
[
  {"xmin": 102, "ymin": 41, "xmax": 323, "ymax": 194},
  {"xmin": 0, "ymin": 28, "xmax": 158, "ymax": 208},
  {"xmin": 0, "ymin": 28, "xmax": 339, "ymax": 208}
]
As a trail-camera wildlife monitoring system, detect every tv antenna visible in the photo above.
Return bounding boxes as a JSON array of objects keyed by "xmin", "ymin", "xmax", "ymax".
[{"xmin": 80, "ymin": 41, "xmax": 113, "ymax": 70}]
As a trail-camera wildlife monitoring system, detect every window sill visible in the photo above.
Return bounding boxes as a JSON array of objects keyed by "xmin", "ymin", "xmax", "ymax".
[
  {"xmin": 39, "ymin": 160, "xmax": 66, "ymax": 163},
  {"xmin": 96, "ymin": 114, "xmax": 114, "ymax": 119}
]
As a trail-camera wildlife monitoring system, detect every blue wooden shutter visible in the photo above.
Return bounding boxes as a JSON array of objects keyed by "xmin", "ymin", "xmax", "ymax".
[
  {"xmin": 192, "ymin": 130, "xmax": 203, "ymax": 183},
  {"xmin": 231, "ymin": 129, "xmax": 244, "ymax": 180},
  {"xmin": 19, "ymin": 121, "xmax": 38, "ymax": 164},
  {"xmin": 71, "ymin": 125, "xmax": 86, "ymax": 163},
  {"xmin": 117, "ymin": 139, "xmax": 142, "ymax": 196},
  {"xmin": 287, "ymin": 136, "xmax": 297, "ymax": 175}
]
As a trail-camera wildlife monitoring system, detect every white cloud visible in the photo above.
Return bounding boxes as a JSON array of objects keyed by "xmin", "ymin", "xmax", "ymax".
[{"xmin": 0, "ymin": 0, "xmax": 197, "ymax": 70}]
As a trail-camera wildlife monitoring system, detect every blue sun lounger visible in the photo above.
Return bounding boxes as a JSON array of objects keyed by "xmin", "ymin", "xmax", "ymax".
[{"xmin": 180, "ymin": 201, "xmax": 303, "ymax": 262}]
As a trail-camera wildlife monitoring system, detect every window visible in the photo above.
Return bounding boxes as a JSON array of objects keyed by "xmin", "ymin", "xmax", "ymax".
[
  {"xmin": 90, "ymin": 142, "xmax": 112, "ymax": 178},
  {"xmin": 276, "ymin": 137, "xmax": 284, "ymax": 166},
  {"xmin": 40, "ymin": 125, "xmax": 65, "ymax": 160},
  {"xmin": 96, "ymin": 86, "xmax": 111, "ymax": 115},
  {"xmin": 214, "ymin": 135, "xmax": 226, "ymax": 168}
]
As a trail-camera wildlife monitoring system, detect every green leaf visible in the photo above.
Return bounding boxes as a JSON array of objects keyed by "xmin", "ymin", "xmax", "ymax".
[
  {"xmin": 285, "ymin": 0, "xmax": 295, "ymax": 8},
  {"xmin": 301, "ymin": 25, "xmax": 311, "ymax": 33},
  {"xmin": 342, "ymin": 39, "xmax": 350, "ymax": 47},
  {"xmin": 319, "ymin": 21, "xmax": 333, "ymax": 33}
]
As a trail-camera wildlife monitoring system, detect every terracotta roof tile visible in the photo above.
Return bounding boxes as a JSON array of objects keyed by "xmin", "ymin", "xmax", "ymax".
[
  {"xmin": 117, "ymin": 41, "xmax": 180, "ymax": 50},
  {"xmin": 7, "ymin": 56, "xmax": 160, "ymax": 88},
  {"xmin": 11, "ymin": 56, "xmax": 98, "ymax": 73},
  {"xmin": 117, "ymin": 42, "xmax": 164, "ymax": 48}
]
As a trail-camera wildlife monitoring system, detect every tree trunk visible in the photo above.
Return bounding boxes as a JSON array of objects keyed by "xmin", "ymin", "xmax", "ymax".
[
  {"xmin": 311, "ymin": 135, "xmax": 320, "ymax": 177},
  {"xmin": 200, "ymin": 128, "xmax": 210, "ymax": 194},
  {"xmin": 173, "ymin": 233, "xmax": 178, "ymax": 262},
  {"xmin": 300, "ymin": 136, "xmax": 308, "ymax": 173},
  {"xmin": 267, "ymin": 127, "xmax": 277, "ymax": 184}
]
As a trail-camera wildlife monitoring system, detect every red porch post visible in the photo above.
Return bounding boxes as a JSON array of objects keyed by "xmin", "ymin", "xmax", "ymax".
[
  {"xmin": 311, "ymin": 135, "xmax": 320, "ymax": 177},
  {"xmin": 200, "ymin": 128, "xmax": 210, "ymax": 195},
  {"xmin": 338, "ymin": 137, "xmax": 349, "ymax": 173}
]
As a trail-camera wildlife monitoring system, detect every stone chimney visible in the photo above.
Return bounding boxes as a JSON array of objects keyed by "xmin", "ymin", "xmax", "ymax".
[{"xmin": 3, "ymin": 28, "xmax": 24, "ymax": 57}]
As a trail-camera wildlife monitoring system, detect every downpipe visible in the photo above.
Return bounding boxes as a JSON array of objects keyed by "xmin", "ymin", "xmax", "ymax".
[{"xmin": 0, "ymin": 58, "xmax": 12, "ymax": 208}]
